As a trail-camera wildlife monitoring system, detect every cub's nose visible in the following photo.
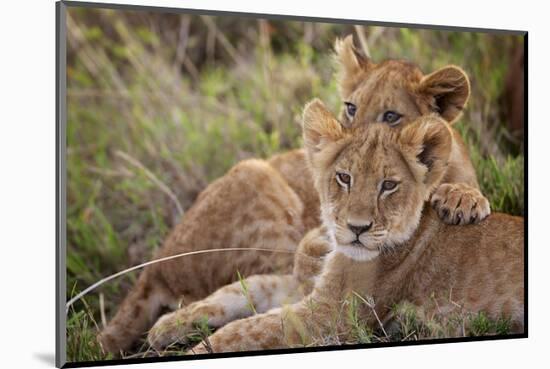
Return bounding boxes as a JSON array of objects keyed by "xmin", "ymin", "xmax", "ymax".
[{"xmin": 347, "ymin": 222, "xmax": 373, "ymax": 236}]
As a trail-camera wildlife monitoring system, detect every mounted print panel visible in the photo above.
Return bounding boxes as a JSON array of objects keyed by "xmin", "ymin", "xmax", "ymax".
[{"xmin": 56, "ymin": 1, "xmax": 526, "ymax": 367}]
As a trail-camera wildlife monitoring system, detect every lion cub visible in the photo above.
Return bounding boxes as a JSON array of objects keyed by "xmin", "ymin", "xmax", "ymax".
[
  {"xmin": 100, "ymin": 35, "xmax": 490, "ymax": 354},
  {"xmin": 182, "ymin": 100, "xmax": 524, "ymax": 354}
]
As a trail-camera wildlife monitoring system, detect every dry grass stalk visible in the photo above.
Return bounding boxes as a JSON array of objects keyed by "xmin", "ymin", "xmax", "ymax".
[
  {"xmin": 354, "ymin": 25, "xmax": 371, "ymax": 58},
  {"xmin": 65, "ymin": 247, "xmax": 311, "ymax": 312}
]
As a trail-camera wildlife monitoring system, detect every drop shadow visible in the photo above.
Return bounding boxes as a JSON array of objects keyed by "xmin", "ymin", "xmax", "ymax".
[{"xmin": 33, "ymin": 352, "xmax": 55, "ymax": 366}]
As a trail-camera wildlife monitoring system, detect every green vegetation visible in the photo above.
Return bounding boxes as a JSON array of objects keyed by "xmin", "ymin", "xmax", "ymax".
[
  {"xmin": 237, "ymin": 270, "xmax": 258, "ymax": 315},
  {"xmin": 66, "ymin": 297, "xmax": 113, "ymax": 362},
  {"xmin": 65, "ymin": 8, "xmax": 524, "ymax": 362},
  {"xmin": 388, "ymin": 301, "xmax": 511, "ymax": 340}
]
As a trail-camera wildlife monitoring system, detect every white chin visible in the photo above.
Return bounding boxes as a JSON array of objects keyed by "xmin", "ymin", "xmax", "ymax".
[{"xmin": 336, "ymin": 244, "xmax": 380, "ymax": 262}]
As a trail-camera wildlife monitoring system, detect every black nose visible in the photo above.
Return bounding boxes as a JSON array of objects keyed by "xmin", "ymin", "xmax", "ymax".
[{"xmin": 347, "ymin": 222, "xmax": 373, "ymax": 236}]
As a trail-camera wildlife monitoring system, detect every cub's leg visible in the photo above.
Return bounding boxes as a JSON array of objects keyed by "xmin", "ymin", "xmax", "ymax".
[
  {"xmin": 148, "ymin": 226, "xmax": 332, "ymax": 350},
  {"xmin": 187, "ymin": 296, "xmax": 338, "ymax": 354},
  {"xmin": 432, "ymin": 129, "xmax": 491, "ymax": 225},
  {"xmin": 185, "ymin": 230, "xmax": 336, "ymax": 354},
  {"xmin": 147, "ymin": 274, "xmax": 302, "ymax": 350}
]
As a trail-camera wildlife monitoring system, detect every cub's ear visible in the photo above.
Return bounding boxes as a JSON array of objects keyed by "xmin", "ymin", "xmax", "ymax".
[
  {"xmin": 398, "ymin": 115, "xmax": 453, "ymax": 192},
  {"xmin": 334, "ymin": 35, "xmax": 372, "ymax": 98},
  {"xmin": 302, "ymin": 98, "xmax": 345, "ymax": 155},
  {"xmin": 418, "ymin": 65, "xmax": 470, "ymax": 124}
]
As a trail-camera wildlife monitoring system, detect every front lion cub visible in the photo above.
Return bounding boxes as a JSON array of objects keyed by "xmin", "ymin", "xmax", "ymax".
[{"xmin": 184, "ymin": 100, "xmax": 524, "ymax": 354}]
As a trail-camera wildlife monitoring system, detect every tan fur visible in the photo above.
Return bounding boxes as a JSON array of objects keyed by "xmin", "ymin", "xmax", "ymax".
[
  {"xmin": 186, "ymin": 102, "xmax": 523, "ymax": 354},
  {"xmin": 98, "ymin": 36, "xmax": 490, "ymax": 354}
]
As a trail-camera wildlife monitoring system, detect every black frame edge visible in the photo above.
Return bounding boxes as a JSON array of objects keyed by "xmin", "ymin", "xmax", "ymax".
[
  {"xmin": 63, "ymin": 334, "xmax": 528, "ymax": 368},
  {"xmin": 523, "ymin": 32, "xmax": 529, "ymax": 337}
]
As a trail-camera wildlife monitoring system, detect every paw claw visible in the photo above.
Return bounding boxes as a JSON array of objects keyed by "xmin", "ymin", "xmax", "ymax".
[
  {"xmin": 431, "ymin": 183, "xmax": 490, "ymax": 226},
  {"xmin": 455, "ymin": 210, "xmax": 463, "ymax": 225}
]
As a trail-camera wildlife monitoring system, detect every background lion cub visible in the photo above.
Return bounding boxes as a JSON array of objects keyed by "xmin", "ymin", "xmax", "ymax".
[
  {"xmin": 99, "ymin": 36, "xmax": 491, "ymax": 354},
  {"xmin": 183, "ymin": 100, "xmax": 523, "ymax": 354}
]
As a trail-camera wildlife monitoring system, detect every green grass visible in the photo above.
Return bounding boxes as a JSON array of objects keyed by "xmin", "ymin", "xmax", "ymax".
[
  {"xmin": 66, "ymin": 297, "xmax": 113, "ymax": 362},
  {"xmin": 388, "ymin": 302, "xmax": 511, "ymax": 341},
  {"xmin": 276, "ymin": 293, "xmax": 512, "ymax": 348},
  {"xmin": 343, "ymin": 295, "xmax": 511, "ymax": 344},
  {"xmin": 65, "ymin": 9, "xmax": 524, "ymax": 362},
  {"xmin": 456, "ymin": 120, "xmax": 524, "ymax": 215},
  {"xmin": 237, "ymin": 270, "xmax": 258, "ymax": 315}
]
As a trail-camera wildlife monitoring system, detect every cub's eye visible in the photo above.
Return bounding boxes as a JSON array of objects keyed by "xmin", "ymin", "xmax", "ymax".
[
  {"xmin": 381, "ymin": 180, "xmax": 398, "ymax": 192},
  {"xmin": 345, "ymin": 102, "xmax": 357, "ymax": 118},
  {"xmin": 382, "ymin": 111, "xmax": 403, "ymax": 125},
  {"xmin": 336, "ymin": 172, "xmax": 352, "ymax": 188}
]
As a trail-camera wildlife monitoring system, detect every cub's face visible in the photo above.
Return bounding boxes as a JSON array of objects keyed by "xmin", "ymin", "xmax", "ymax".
[
  {"xmin": 334, "ymin": 35, "xmax": 470, "ymax": 129},
  {"xmin": 340, "ymin": 60, "xmax": 429, "ymax": 128},
  {"xmin": 302, "ymin": 100, "xmax": 452, "ymax": 262},
  {"xmin": 321, "ymin": 128, "xmax": 427, "ymax": 261}
]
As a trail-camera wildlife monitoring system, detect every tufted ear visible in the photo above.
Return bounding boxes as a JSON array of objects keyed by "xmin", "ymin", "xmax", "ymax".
[
  {"xmin": 418, "ymin": 65, "xmax": 470, "ymax": 124},
  {"xmin": 334, "ymin": 35, "xmax": 372, "ymax": 98},
  {"xmin": 398, "ymin": 115, "xmax": 453, "ymax": 192},
  {"xmin": 302, "ymin": 98, "xmax": 345, "ymax": 156}
]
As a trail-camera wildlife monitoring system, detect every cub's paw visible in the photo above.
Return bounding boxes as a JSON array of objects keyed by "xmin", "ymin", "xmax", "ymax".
[
  {"xmin": 147, "ymin": 311, "xmax": 194, "ymax": 351},
  {"xmin": 294, "ymin": 229, "xmax": 332, "ymax": 284},
  {"xmin": 186, "ymin": 342, "xmax": 211, "ymax": 355},
  {"xmin": 97, "ymin": 326, "xmax": 130, "ymax": 356},
  {"xmin": 430, "ymin": 183, "xmax": 490, "ymax": 225}
]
